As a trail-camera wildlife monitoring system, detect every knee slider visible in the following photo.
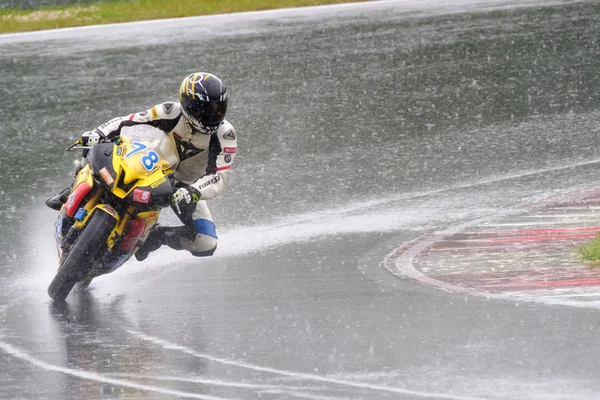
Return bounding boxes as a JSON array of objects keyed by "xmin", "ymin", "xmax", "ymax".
[
  {"xmin": 190, "ymin": 234, "xmax": 217, "ymax": 256},
  {"xmin": 185, "ymin": 219, "xmax": 218, "ymax": 256},
  {"xmin": 191, "ymin": 244, "xmax": 217, "ymax": 257}
]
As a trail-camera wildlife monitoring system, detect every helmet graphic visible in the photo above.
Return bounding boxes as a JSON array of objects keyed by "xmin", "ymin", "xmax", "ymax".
[{"xmin": 179, "ymin": 72, "xmax": 228, "ymax": 135}]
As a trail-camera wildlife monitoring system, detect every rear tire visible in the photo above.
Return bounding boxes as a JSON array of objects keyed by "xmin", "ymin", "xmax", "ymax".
[{"xmin": 48, "ymin": 211, "xmax": 115, "ymax": 301}]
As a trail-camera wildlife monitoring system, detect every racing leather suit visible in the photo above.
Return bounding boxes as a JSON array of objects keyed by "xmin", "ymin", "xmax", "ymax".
[{"xmin": 93, "ymin": 101, "xmax": 237, "ymax": 257}]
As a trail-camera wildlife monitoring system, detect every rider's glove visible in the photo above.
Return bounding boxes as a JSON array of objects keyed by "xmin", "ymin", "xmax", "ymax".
[
  {"xmin": 172, "ymin": 186, "xmax": 201, "ymax": 215},
  {"xmin": 81, "ymin": 130, "xmax": 104, "ymax": 147}
]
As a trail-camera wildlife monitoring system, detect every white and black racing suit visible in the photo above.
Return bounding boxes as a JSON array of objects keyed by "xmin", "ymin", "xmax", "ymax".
[{"xmin": 93, "ymin": 101, "xmax": 237, "ymax": 257}]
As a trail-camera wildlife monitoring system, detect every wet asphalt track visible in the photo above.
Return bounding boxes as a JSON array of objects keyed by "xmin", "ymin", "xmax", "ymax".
[{"xmin": 3, "ymin": 0, "xmax": 600, "ymax": 398}]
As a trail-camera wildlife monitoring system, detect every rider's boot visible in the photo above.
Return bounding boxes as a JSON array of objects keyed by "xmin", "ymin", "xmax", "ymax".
[
  {"xmin": 135, "ymin": 225, "xmax": 196, "ymax": 261},
  {"xmin": 45, "ymin": 160, "xmax": 84, "ymax": 211},
  {"xmin": 135, "ymin": 226, "xmax": 171, "ymax": 261},
  {"xmin": 45, "ymin": 187, "xmax": 71, "ymax": 211}
]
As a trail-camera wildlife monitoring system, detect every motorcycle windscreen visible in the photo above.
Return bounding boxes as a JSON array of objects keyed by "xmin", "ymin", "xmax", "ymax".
[{"xmin": 119, "ymin": 125, "xmax": 179, "ymax": 178}]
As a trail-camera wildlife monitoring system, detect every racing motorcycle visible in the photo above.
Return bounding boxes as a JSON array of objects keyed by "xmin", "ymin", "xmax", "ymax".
[{"xmin": 48, "ymin": 125, "xmax": 179, "ymax": 301}]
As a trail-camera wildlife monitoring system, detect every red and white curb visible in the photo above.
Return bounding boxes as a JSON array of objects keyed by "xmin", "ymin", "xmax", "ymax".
[{"xmin": 386, "ymin": 206, "xmax": 600, "ymax": 309}]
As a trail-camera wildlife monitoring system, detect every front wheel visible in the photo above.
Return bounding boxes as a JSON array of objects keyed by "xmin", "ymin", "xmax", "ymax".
[{"xmin": 48, "ymin": 211, "xmax": 115, "ymax": 301}]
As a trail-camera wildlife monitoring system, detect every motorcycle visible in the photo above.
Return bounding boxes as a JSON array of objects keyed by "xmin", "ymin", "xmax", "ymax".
[{"xmin": 48, "ymin": 125, "xmax": 179, "ymax": 301}]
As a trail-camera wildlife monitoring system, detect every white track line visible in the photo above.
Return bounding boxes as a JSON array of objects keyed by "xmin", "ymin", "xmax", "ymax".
[
  {"xmin": 110, "ymin": 375, "xmax": 344, "ymax": 400},
  {"xmin": 0, "ymin": 339, "xmax": 232, "ymax": 400},
  {"xmin": 128, "ymin": 330, "xmax": 487, "ymax": 400},
  {"xmin": 110, "ymin": 373, "xmax": 326, "ymax": 391},
  {"xmin": 538, "ymin": 293, "xmax": 600, "ymax": 299}
]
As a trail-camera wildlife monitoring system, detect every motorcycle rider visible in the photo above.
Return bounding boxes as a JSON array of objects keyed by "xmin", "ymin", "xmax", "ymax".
[{"xmin": 46, "ymin": 72, "xmax": 237, "ymax": 261}]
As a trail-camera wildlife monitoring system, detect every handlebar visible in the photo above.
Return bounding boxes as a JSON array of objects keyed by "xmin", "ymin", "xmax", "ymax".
[
  {"xmin": 66, "ymin": 140, "xmax": 90, "ymax": 151},
  {"xmin": 67, "ymin": 137, "xmax": 118, "ymax": 151}
]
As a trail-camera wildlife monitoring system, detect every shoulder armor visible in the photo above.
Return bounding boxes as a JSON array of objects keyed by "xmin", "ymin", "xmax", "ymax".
[
  {"xmin": 217, "ymin": 120, "xmax": 236, "ymax": 141},
  {"xmin": 149, "ymin": 102, "xmax": 182, "ymax": 120},
  {"xmin": 161, "ymin": 102, "xmax": 181, "ymax": 116}
]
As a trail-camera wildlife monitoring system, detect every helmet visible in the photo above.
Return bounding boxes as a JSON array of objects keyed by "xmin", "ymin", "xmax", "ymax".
[{"xmin": 179, "ymin": 72, "xmax": 228, "ymax": 135}]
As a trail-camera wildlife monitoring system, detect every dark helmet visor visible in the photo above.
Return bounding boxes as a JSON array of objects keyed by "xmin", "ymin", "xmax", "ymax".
[{"xmin": 182, "ymin": 97, "xmax": 228, "ymax": 127}]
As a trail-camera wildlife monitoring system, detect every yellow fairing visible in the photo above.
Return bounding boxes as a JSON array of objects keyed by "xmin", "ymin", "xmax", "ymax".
[
  {"xmin": 111, "ymin": 137, "xmax": 174, "ymax": 199},
  {"xmin": 74, "ymin": 163, "xmax": 93, "ymax": 188},
  {"xmin": 69, "ymin": 136, "xmax": 174, "ymax": 250},
  {"xmin": 74, "ymin": 204, "xmax": 118, "ymax": 229}
]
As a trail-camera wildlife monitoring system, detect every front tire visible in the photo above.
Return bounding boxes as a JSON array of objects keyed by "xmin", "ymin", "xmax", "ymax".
[{"xmin": 48, "ymin": 211, "xmax": 115, "ymax": 301}]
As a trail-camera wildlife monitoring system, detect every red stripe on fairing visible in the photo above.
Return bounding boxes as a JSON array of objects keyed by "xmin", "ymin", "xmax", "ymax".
[
  {"xmin": 65, "ymin": 182, "xmax": 92, "ymax": 218},
  {"xmin": 217, "ymin": 166, "xmax": 230, "ymax": 171},
  {"xmin": 129, "ymin": 114, "xmax": 135, "ymax": 120},
  {"xmin": 479, "ymin": 278, "xmax": 600, "ymax": 288}
]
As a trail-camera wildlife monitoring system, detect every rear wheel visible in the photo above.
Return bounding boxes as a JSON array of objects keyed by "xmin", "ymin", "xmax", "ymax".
[{"xmin": 48, "ymin": 211, "xmax": 115, "ymax": 301}]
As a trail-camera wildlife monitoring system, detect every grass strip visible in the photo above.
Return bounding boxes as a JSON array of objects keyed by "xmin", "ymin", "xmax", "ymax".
[
  {"xmin": 0, "ymin": 0, "xmax": 366, "ymax": 34},
  {"xmin": 576, "ymin": 233, "xmax": 600, "ymax": 266}
]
